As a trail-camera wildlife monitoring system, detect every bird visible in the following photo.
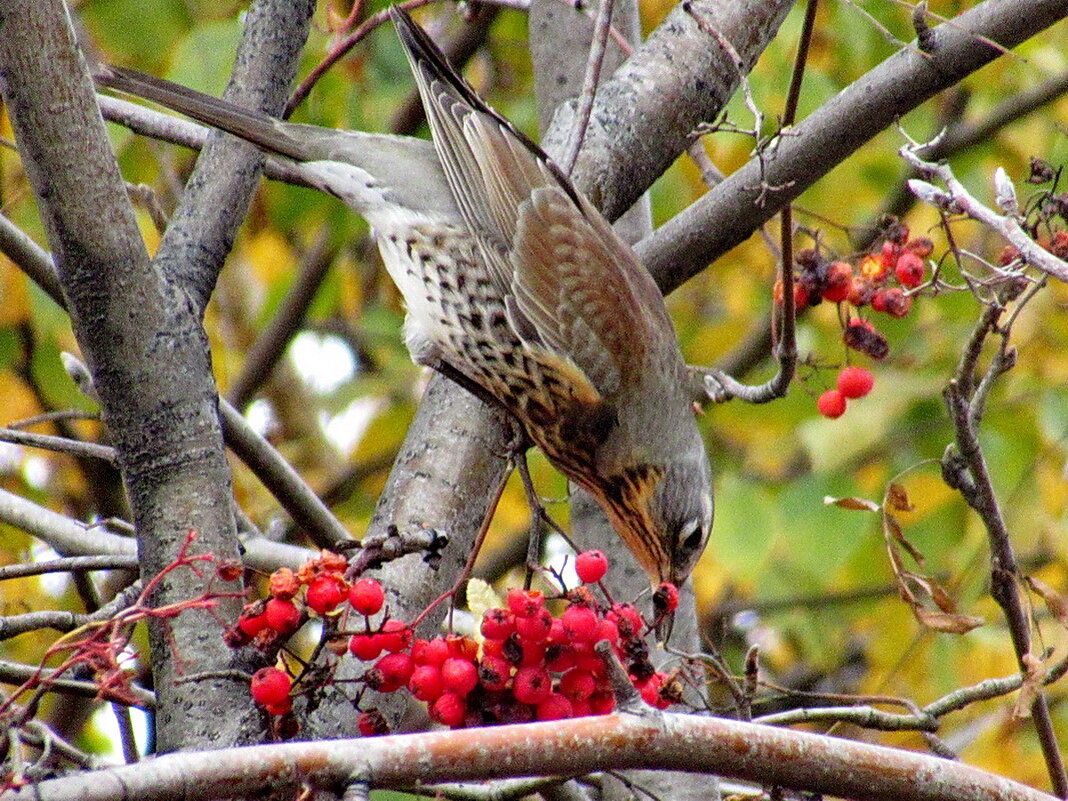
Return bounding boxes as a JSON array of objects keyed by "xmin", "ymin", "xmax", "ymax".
[{"xmin": 95, "ymin": 6, "xmax": 713, "ymax": 589}]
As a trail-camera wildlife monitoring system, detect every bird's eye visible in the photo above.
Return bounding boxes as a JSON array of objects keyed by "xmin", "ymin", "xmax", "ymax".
[{"xmin": 681, "ymin": 522, "xmax": 705, "ymax": 553}]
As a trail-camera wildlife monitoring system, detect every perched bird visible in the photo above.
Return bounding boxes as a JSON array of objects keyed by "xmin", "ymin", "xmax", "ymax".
[{"xmin": 96, "ymin": 6, "xmax": 713, "ymax": 588}]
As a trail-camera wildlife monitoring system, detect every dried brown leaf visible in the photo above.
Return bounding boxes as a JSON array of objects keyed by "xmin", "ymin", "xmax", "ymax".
[
  {"xmin": 1026, "ymin": 576, "xmax": 1068, "ymax": 628},
  {"xmin": 929, "ymin": 582, "xmax": 958, "ymax": 614},
  {"xmin": 1013, "ymin": 652, "xmax": 1045, "ymax": 718},
  {"xmin": 825, "ymin": 495, "xmax": 880, "ymax": 512},
  {"xmin": 913, "ymin": 606, "xmax": 984, "ymax": 634},
  {"xmin": 883, "ymin": 511, "xmax": 925, "ymax": 565},
  {"xmin": 885, "ymin": 482, "xmax": 915, "ymax": 513}
]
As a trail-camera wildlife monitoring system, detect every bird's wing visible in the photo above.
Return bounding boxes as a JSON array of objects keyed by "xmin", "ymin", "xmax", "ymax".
[{"xmin": 392, "ymin": 6, "xmax": 675, "ymax": 397}]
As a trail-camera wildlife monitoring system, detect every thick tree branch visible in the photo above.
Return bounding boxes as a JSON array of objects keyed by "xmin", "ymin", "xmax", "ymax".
[{"xmin": 2, "ymin": 713, "xmax": 1055, "ymax": 801}]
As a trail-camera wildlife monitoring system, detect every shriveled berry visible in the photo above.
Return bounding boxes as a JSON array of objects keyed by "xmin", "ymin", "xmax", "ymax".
[
  {"xmin": 440, "ymin": 657, "xmax": 479, "ymax": 697},
  {"xmin": 894, "ymin": 252, "xmax": 925, "ymax": 288},
  {"xmin": 358, "ymin": 709, "xmax": 389, "ymax": 737},
  {"xmin": 264, "ymin": 598, "xmax": 301, "ymax": 634},
  {"xmin": 843, "ymin": 317, "xmax": 889, "ymax": 360},
  {"xmin": 408, "ymin": 664, "xmax": 445, "ymax": 702},
  {"xmin": 507, "ymin": 588, "xmax": 545, "ymax": 618},
  {"xmin": 269, "ymin": 567, "xmax": 300, "ymax": 601},
  {"xmin": 817, "ymin": 389, "xmax": 847, "ymax": 419},
  {"xmin": 349, "ymin": 632, "xmax": 383, "ymax": 661},
  {"xmin": 478, "ymin": 654, "xmax": 512, "ymax": 691},
  {"xmin": 480, "ymin": 608, "xmax": 516, "ymax": 639},
  {"xmin": 513, "ymin": 666, "xmax": 553, "ymax": 705},
  {"xmin": 515, "ymin": 608, "xmax": 553, "ymax": 642},
  {"xmin": 536, "ymin": 693, "xmax": 574, "ymax": 721},
  {"xmin": 859, "ymin": 254, "xmax": 888, "ymax": 282},
  {"xmin": 306, "ymin": 575, "xmax": 347, "ymax": 616},
  {"xmin": 574, "ymin": 550, "xmax": 609, "ymax": 584},
  {"xmin": 881, "ymin": 287, "xmax": 912, "ymax": 318},
  {"xmin": 880, "ymin": 240, "xmax": 898, "ymax": 268},
  {"xmin": 348, "ymin": 578, "xmax": 385, "ymax": 616},
  {"xmin": 561, "ymin": 605, "xmax": 599, "ymax": 643},
  {"xmin": 905, "ymin": 236, "xmax": 934, "ymax": 258},
  {"xmin": 377, "ymin": 619, "xmax": 412, "ymax": 653},
  {"xmin": 429, "ymin": 692, "xmax": 467, "ymax": 727},
  {"xmin": 369, "ymin": 652, "xmax": 415, "ymax": 693},
  {"xmin": 250, "ymin": 667, "xmax": 291, "ymax": 707},
  {"xmin": 837, "ymin": 366, "xmax": 874, "ymax": 399}
]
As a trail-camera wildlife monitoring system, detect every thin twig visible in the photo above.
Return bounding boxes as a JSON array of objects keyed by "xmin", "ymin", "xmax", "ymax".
[{"xmin": 559, "ymin": 0, "xmax": 615, "ymax": 176}]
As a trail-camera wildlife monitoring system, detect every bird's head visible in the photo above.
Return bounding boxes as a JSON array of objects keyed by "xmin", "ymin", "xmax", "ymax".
[{"xmin": 601, "ymin": 443, "xmax": 713, "ymax": 589}]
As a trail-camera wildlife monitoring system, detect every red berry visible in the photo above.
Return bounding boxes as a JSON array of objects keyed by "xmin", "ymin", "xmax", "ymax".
[
  {"xmin": 238, "ymin": 612, "xmax": 269, "ymax": 638},
  {"xmin": 536, "ymin": 693, "xmax": 574, "ymax": 721},
  {"xmin": 349, "ymin": 632, "xmax": 383, "ymax": 661},
  {"xmin": 571, "ymin": 699, "xmax": 592, "ymax": 717},
  {"xmin": 880, "ymin": 240, "xmax": 898, "ymax": 268},
  {"xmin": 595, "ymin": 618, "xmax": 621, "ymax": 650},
  {"xmin": 837, "ymin": 366, "xmax": 874, "ymax": 399},
  {"xmin": 411, "ymin": 636, "xmax": 450, "ymax": 666},
  {"xmin": 370, "ymin": 652, "xmax": 415, "ymax": 693},
  {"xmin": 589, "ymin": 690, "xmax": 616, "ymax": 715},
  {"xmin": 559, "ymin": 668, "xmax": 596, "ymax": 701},
  {"xmin": 377, "ymin": 620, "xmax": 412, "ymax": 653},
  {"xmin": 506, "ymin": 588, "xmax": 545, "ymax": 618},
  {"xmin": 871, "ymin": 288, "xmax": 889, "ymax": 312},
  {"xmin": 480, "ymin": 608, "xmax": 516, "ymax": 639},
  {"xmin": 519, "ymin": 640, "xmax": 547, "ymax": 667},
  {"xmin": 607, "ymin": 603, "xmax": 645, "ymax": 638},
  {"xmin": 306, "ymin": 575, "xmax": 347, "ymax": 616},
  {"xmin": 481, "ymin": 637, "xmax": 506, "ymax": 659},
  {"xmin": 515, "ymin": 608, "xmax": 553, "ymax": 643},
  {"xmin": 653, "ymin": 582, "xmax": 680, "ymax": 615},
  {"xmin": 545, "ymin": 644, "xmax": 578, "ymax": 672},
  {"xmin": 638, "ymin": 672, "xmax": 672, "ymax": 710},
  {"xmin": 817, "ymin": 389, "xmax": 847, "ymax": 419},
  {"xmin": 264, "ymin": 598, "xmax": 301, "ymax": 634},
  {"xmin": 440, "ymin": 658, "xmax": 479, "ymax": 697},
  {"xmin": 264, "ymin": 698, "xmax": 293, "ymax": 716},
  {"xmin": 348, "ymin": 578, "xmax": 385, "ymax": 616},
  {"xmin": 408, "ymin": 664, "xmax": 445, "ymax": 702},
  {"xmin": 513, "ymin": 666, "xmax": 553, "ymax": 705},
  {"xmin": 561, "ymin": 605, "xmax": 599, "ymax": 643},
  {"xmin": 357, "ymin": 709, "xmax": 389, "ymax": 737},
  {"xmin": 894, "ymin": 252, "xmax": 925, "ymax": 288},
  {"xmin": 429, "ymin": 692, "xmax": 467, "ymax": 727},
  {"xmin": 574, "ymin": 550, "xmax": 609, "ymax": 584},
  {"xmin": 478, "ymin": 655, "xmax": 512, "ymax": 691},
  {"xmin": 250, "ymin": 667, "xmax": 291, "ymax": 707}
]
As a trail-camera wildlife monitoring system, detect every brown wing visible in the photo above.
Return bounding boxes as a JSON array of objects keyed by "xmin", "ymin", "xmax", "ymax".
[{"xmin": 391, "ymin": 7, "xmax": 676, "ymax": 399}]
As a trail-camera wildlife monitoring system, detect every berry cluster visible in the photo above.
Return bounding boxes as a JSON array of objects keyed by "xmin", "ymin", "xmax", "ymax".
[
  {"xmin": 773, "ymin": 220, "xmax": 933, "ymax": 418},
  {"xmin": 230, "ymin": 548, "xmax": 683, "ymax": 733}
]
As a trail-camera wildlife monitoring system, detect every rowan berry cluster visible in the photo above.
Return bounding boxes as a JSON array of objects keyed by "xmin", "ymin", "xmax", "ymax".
[
  {"xmin": 232, "ymin": 548, "xmax": 683, "ymax": 733},
  {"xmin": 773, "ymin": 220, "xmax": 934, "ymax": 418}
]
